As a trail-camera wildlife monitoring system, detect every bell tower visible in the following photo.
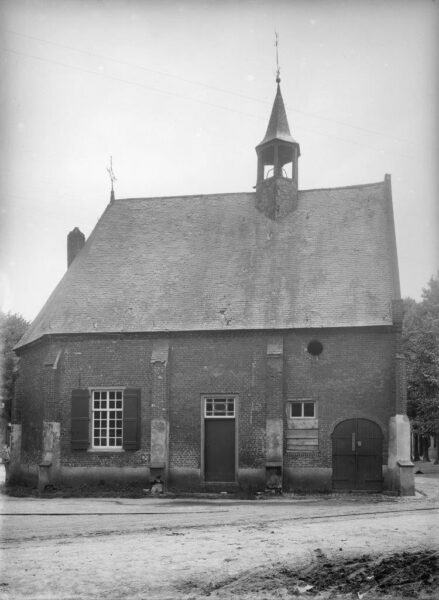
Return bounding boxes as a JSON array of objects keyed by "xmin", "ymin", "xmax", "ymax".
[{"xmin": 255, "ymin": 56, "xmax": 300, "ymax": 220}]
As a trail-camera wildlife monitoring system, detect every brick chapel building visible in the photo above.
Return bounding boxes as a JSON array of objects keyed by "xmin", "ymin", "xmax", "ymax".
[{"xmin": 10, "ymin": 78, "xmax": 414, "ymax": 494}]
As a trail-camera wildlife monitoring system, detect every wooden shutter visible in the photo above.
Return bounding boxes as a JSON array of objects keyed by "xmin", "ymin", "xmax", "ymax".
[
  {"xmin": 71, "ymin": 389, "xmax": 90, "ymax": 450},
  {"xmin": 123, "ymin": 388, "xmax": 141, "ymax": 450}
]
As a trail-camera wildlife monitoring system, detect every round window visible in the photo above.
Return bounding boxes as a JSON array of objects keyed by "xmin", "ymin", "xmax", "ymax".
[{"xmin": 307, "ymin": 340, "xmax": 323, "ymax": 356}]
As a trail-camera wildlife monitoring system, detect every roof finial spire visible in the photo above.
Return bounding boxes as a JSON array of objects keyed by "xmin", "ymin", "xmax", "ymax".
[
  {"xmin": 106, "ymin": 156, "xmax": 117, "ymax": 203},
  {"xmin": 275, "ymin": 31, "xmax": 281, "ymax": 84}
]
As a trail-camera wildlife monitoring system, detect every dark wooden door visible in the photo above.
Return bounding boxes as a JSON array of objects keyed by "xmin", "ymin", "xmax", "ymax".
[
  {"xmin": 204, "ymin": 419, "xmax": 235, "ymax": 482},
  {"xmin": 332, "ymin": 419, "xmax": 383, "ymax": 491}
]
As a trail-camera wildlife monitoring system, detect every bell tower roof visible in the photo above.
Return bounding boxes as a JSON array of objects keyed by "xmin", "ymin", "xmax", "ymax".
[{"xmin": 257, "ymin": 83, "xmax": 298, "ymax": 148}]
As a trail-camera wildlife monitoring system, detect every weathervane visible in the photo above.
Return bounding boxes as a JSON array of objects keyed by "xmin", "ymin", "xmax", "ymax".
[
  {"xmin": 275, "ymin": 31, "xmax": 281, "ymax": 84},
  {"xmin": 106, "ymin": 156, "xmax": 117, "ymax": 202}
]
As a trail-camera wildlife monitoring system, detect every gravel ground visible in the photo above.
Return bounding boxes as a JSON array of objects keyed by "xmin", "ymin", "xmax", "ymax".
[{"xmin": 1, "ymin": 465, "xmax": 438, "ymax": 599}]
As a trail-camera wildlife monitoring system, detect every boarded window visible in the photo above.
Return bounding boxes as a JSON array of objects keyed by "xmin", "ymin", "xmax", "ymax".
[{"xmin": 286, "ymin": 399, "xmax": 318, "ymax": 452}]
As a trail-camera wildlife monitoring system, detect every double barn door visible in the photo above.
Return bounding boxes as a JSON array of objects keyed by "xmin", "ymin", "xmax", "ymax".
[{"xmin": 332, "ymin": 418, "xmax": 383, "ymax": 491}]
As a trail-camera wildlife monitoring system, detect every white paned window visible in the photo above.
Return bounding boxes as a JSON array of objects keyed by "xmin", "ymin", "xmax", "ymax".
[
  {"xmin": 290, "ymin": 401, "xmax": 316, "ymax": 418},
  {"xmin": 92, "ymin": 390, "xmax": 123, "ymax": 448},
  {"xmin": 204, "ymin": 396, "xmax": 235, "ymax": 418}
]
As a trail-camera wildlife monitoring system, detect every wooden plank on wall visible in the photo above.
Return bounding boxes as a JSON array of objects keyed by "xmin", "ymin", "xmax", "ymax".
[
  {"xmin": 287, "ymin": 438, "xmax": 319, "ymax": 447},
  {"xmin": 287, "ymin": 429, "xmax": 318, "ymax": 439}
]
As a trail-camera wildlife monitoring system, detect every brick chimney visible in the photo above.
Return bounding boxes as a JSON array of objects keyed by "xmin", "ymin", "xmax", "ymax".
[{"xmin": 67, "ymin": 227, "xmax": 85, "ymax": 268}]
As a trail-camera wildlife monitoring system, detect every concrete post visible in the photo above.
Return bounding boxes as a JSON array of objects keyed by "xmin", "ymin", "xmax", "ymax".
[
  {"xmin": 387, "ymin": 299, "xmax": 414, "ymax": 495},
  {"xmin": 387, "ymin": 414, "xmax": 414, "ymax": 495},
  {"xmin": 7, "ymin": 424, "xmax": 22, "ymax": 483},
  {"xmin": 150, "ymin": 340, "xmax": 170, "ymax": 489},
  {"xmin": 38, "ymin": 421, "xmax": 61, "ymax": 492},
  {"xmin": 265, "ymin": 336, "xmax": 284, "ymax": 491}
]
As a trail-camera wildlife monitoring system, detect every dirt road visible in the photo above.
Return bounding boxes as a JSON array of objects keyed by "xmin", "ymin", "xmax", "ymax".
[{"xmin": 1, "ymin": 476, "xmax": 438, "ymax": 599}]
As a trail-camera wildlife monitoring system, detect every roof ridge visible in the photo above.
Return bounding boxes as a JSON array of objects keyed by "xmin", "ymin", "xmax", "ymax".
[
  {"xmin": 301, "ymin": 179, "xmax": 386, "ymax": 193},
  {"xmin": 113, "ymin": 180, "xmax": 385, "ymax": 203},
  {"xmin": 114, "ymin": 191, "xmax": 255, "ymax": 202}
]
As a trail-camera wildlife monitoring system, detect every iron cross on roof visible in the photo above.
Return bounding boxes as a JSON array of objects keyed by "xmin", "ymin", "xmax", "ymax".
[
  {"xmin": 275, "ymin": 31, "xmax": 281, "ymax": 84},
  {"xmin": 106, "ymin": 156, "xmax": 117, "ymax": 202}
]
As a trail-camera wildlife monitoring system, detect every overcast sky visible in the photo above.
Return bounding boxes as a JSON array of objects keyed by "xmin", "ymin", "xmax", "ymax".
[{"xmin": 1, "ymin": 0, "xmax": 438, "ymax": 322}]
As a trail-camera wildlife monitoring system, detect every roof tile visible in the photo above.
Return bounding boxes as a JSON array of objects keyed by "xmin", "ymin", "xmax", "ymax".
[{"xmin": 17, "ymin": 180, "xmax": 398, "ymax": 348}]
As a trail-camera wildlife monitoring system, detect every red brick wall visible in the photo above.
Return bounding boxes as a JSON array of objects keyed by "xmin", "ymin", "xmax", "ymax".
[
  {"xmin": 14, "ymin": 326, "xmax": 397, "ymax": 488},
  {"xmin": 15, "ymin": 336, "xmax": 154, "ymax": 476},
  {"xmin": 58, "ymin": 336, "xmax": 153, "ymax": 468},
  {"xmin": 284, "ymin": 327, "xmax": 395, "ymax": 469},
  {"xmin": 168, "ymin": 333, "xmax": 267, "ymax": 474},
  {"xmin": 14, "ymin": 341, "xmax": 47, "ymax": 467}
]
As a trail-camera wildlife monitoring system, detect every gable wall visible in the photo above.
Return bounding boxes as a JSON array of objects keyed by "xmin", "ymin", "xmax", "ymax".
[{"xmin": 284, "ymin": 328, "xmax": 395, "ymax": 470}]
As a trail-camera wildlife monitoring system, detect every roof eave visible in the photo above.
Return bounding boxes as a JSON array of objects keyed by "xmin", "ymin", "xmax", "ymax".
[{"xmin": 256, "ymin": 136, "xmax": 300, "ymax": 152}]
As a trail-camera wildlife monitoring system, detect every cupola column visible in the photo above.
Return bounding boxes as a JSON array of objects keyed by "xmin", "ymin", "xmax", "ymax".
[
  {"xmin": 293, "ymin": 146, "xmax": 299, "ymax": 186},
  {"xmin": 257, "ymin": 157, "xmax": 264, "ymax": 184},
  {"xmin": 273, "ymin": 144, "xmax": 281, "ymax": 177}
]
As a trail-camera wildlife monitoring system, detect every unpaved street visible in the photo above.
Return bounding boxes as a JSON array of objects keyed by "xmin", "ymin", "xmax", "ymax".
[{"xmin": 1, "ymin": 478, "xmax": 438, "ymax": 599}]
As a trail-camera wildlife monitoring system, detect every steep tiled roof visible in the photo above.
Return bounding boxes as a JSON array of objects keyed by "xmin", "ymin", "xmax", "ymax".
[
  {"xmin": 257, "ymin": 83, "xmax": 298, "ymax": 147},
  {"xmin": 16, "ymin": 179, "xmax": 400, "ymax": 349}
]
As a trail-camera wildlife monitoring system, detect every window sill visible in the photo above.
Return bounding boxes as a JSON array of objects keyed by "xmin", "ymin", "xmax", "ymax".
[{"xmin": 87, "ymin": 448, "xmax": 125, "ymax": 453}]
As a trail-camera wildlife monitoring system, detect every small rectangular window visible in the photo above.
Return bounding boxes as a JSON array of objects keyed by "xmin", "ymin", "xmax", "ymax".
[
  {"xmin": 303, "ymin": 402, "xmax": 315, "ymax": 417},
  {"xmin": 290, "ymin": 402, "xmax": 302, "ymax": 417},
  {"xmin": 290, "ymin": 401, "xmax": 315, "ymax": 418},
  {"xmin": 204, "ymin": 396, "xmax": 235, "ymax": 418}
]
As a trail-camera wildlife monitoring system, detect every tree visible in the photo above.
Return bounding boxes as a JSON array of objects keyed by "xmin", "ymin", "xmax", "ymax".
[
  {"xmin": 0, "ymin": 312, "xmax": 29, "ymax": 427},
  {"xmin": 403, "ymin": 273, "xmax": 439, "ymax": 462}
]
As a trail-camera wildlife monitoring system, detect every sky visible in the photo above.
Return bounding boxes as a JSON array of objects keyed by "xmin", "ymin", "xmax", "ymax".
[{"xmin": 1, "ymin": 0, "xmax": 438, "ymax": 322}]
